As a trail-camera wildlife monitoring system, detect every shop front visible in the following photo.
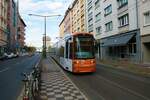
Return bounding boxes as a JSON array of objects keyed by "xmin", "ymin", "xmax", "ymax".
[
  {"xmin": 100, "ymin": 30, "xmax": 141, "ymax": 62},
  {"xmin": 141, "ymin": 35, "xmax": 150, "ymax": 63}
]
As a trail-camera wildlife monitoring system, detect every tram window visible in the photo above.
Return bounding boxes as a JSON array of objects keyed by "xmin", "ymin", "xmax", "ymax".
[
  {"xmin": 65, "ymin": 41, "xmax": 69, "ymax": 58},
  {"xmin": 74, "ymin": 36, "xmax": 95, "ymax": 59},
  {"xmin": 69, "ymin": 43, "xmax": 73, "ymax": 59}
]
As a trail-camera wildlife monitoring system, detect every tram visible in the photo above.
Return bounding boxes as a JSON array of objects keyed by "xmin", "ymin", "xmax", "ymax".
[{"xmin": 55, "ymin": 32, "xmax": 96, "ymax": 73}]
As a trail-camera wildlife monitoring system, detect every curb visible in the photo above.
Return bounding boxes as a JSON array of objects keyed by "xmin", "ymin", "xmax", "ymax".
[
  {"xmin": 17, "ymin": 56, "xmax": 42, "ymax": 100},
  {"xmin": 17, "ymin": 86, "xmax": 24, "ymax": 100}
]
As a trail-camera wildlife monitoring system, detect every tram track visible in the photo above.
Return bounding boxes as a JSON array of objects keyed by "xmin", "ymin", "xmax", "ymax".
[{"xmin": 60, "ymin": 62, "xmax": 150, "ymax": 100}]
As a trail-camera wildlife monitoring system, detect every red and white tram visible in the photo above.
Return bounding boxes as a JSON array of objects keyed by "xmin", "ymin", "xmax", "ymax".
[{"xmin": 55, "ymin": 32, "xmax": 96, "ymax": 73}]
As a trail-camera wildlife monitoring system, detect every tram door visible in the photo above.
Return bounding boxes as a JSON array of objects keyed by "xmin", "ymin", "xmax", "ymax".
[{"xmin": 64, "ymin": 38, "xmax": 72, "ymax": 71}]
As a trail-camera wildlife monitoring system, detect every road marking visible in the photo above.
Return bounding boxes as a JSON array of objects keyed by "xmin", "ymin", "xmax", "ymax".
[
  {"xmin": 0, "ymin": 67, "xmax": 10, "ymax": 73},
  {"xmin": 96, "ymin": 74, "xmax": 150, "ymax": 100}
]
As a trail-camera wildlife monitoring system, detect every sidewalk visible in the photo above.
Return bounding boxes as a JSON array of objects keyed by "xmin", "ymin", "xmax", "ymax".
[{"xmin": 39, "ymin": 57, "xmax": 87, "ymax": 100}]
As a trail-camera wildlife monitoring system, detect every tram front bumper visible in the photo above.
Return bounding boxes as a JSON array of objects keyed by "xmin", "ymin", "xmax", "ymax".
[{"xmin": 73, "ymin": 66, "xmax": 96, "ymax": 73}]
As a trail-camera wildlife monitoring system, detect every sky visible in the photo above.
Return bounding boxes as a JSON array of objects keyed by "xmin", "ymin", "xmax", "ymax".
[{"xmin": 18, "ymin": 0, "xmax": 73, "ymax": 47}]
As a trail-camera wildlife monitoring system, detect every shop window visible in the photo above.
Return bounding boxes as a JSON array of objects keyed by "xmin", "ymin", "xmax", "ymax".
[{"xmin": 129, "ymin": 43, "xmax": 136, "ymax": 54}]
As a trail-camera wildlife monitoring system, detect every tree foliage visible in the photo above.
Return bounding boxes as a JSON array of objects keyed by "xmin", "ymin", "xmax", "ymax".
[{"xmin": 23, "ymin": 46, "xmax": 36, "ymax": 53}]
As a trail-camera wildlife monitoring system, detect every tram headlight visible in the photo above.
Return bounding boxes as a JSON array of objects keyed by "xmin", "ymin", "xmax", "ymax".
[
  {"xmin": 91, "ymin": 60, "xmax": 95, "ymax": 63},
  {"xmin": 76, "ymin": 61, "xmax": 79, "ymax": 64},
  {"xmin": 74, "ymin": 60, "xmax": 79, "ymax": 64}
]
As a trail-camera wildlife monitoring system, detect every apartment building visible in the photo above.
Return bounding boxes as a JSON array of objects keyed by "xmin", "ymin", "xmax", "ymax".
[
  {"xmin": 59, "ymin": 7, "xmax": 72, "ymax": 37},
  {"xmin": 72, "ymin": 0, "xmax": 86, "ymax": 32},
  {"xmin": 59, "ymin": 0, "xmax": 87, "ymax": 38},
  {"xmin": 59, "ymin": 19, "xmax": 65, "ymax": 37},
  {"xmin": 0, "ymin": 0, "xmax": 8, "ymax": 55},
  {"xmin": 86, "ymin": 0, "xmax": 141, "ymax": 62},
  {"xmin": 7, "ymin": 0, "xmax": 18, "ymax": 52},
  {"xmin": 139, "ymin": 0, "xmax": 150, "ymax": 63},
  {"xmin": 86, "ymin": 0, "xmax": 102, "ymax": 58},
  {"xmin": 18, "ymin": 15, "xmax": 26, "ymax": 51},
  {"xmin": 64, "ymin": 7, "xmax": 72, "ymax": 34}
]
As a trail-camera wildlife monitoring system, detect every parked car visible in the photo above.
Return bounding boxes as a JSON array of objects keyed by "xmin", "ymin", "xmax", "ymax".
[
  {"xmin": 0, "ymin": 53, "xmax": 8, "ymax": 60},
  {"xmin": 13, "ymin": 54, "xmax": 17, "ymax": 58},
  {"xmin": 7, "ymin": 53, "xmax": 15, "ymax": 59},
  {"xmin": 13, "ymin": 52, "xmax": 19, "ymax": 58}
]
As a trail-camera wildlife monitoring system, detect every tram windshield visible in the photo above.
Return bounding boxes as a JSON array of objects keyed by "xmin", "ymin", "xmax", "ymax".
[{"xmin": 75, "ymin": 35, "xmax": 95, "ymax": 59}]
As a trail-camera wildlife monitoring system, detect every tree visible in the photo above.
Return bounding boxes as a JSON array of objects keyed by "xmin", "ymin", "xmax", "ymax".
[{"xmin": 23, "ymin": 46, "xmax": 36, "ymax": 53}]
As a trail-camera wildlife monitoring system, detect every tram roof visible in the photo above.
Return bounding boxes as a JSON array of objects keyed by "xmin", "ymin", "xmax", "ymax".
[
  {"xmin": 64, "ymin": 32, "xmax": 93, "ymax": 38},
  {"xmin": 63, "ymin": 32, "xmax": 94, "ymax": 40}
]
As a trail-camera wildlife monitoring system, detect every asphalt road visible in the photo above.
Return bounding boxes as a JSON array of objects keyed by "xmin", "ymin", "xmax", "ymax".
[
  {"xmin": 0, "ymin": 53, "xmax": 41, "ymax": 100},
  {"xmin": 63, "ymin": 63, "xmax": 150, "ymax": 100}
]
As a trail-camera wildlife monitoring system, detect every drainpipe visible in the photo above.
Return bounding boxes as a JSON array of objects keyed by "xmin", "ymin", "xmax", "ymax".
[
  {"xmin": 16, "ymin": 0, "xmax": 20, "ymax": 53},
  {"xmin": 135, "ymin": 0, "xmax": 142, "ymax": 63},
  {"xmin": 135, "ymin": 0, "xmax": 139, "ymax": 28}
]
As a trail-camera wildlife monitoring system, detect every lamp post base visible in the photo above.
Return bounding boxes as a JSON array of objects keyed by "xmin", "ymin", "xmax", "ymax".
[{"xmin": 42, "ymin": 49, "xmax": 47, "ymax": 58}]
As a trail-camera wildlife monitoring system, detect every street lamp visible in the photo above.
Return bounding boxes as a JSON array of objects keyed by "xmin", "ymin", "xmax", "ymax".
[{"xmin": 28, "ymin": 14, "xmax": 61, "ymax": 58}]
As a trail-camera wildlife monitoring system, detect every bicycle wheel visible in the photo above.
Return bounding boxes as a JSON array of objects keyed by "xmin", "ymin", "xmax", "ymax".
[{"xmin": 31, "ymin": 79, "xmax": 39, "ymax": 99}]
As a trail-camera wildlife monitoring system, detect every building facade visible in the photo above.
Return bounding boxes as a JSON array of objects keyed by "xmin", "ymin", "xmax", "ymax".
[
  {"xmin": 18, "ymin": 15, "xmax": 26, "ymax": 51},
  {"xmin": 71, "ymin": 0, "xmax": 86, "ymax": 32},
  {"xmin": 86, "ymin": 0, "xmax": 141, "ymax": 62},
  {"xmin": 0, "ymin": 0, "xmax": 8, "ymax": 56},
  {"xmin": 59, "ymin": 19, "xmax": 65, "ymax": 37},
  {"xmin": 59, "ymin": 0, "xmax": 87, "ymax": 37},
  {"xmin": 7, "ymin": 0, "xmax": 18, "ymax": 52},
  {"xmin": 64, "ymin": 7, "xmax": 72, "ymax": 35},
  {"xmin": 139, "ymin": 0, "xmax": 150, "ymax": 63}
]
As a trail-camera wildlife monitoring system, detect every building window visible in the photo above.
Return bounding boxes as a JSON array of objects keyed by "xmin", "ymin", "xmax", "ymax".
[
  {"xmin": 104, "ymin": 4, "xmax": 112, "ymax": 16},
  {"xmin": 88, "ymin": 24, "xmax": 93, "ymax": 32},
  {"xmin": 105, "ymin": 21, "xmax": 113, "ymax": 32},
  {"xmin": 88, "ymin": 0, "xmax": 92, "ymax": 7},
  {"xmin": 95, "ymin": 0, "xmax": 100, "ymax": 9},
  {"xmin": 88, "ymin": 12, "xmax": 93, "ymax": 20},
  {"xmin": 88, "ymin": 18, "xmax": 93, "ymax": 24},
  {"xmin": 77, "ymin": 27, "xmax": 80, "ymax": 31},
  {"xmin": 118, "ymin": 14, "xmax": 129, "ymax": 27},
  {"xmin": 95, "ymin": 12, "xmax": 101, "ymax": 22},
  {"xmin": 117, "ymin": 0, "xmax": 128, "ymax": 9},
  {"xmin": 96, "ymin": 26, "xmax": 102, "ymax": 35},
  {"xmin": 144, "ymin": 11, "xmax": 150, "ymax": 26},
  {"xmin": 88, "ymin": 6, "xmax": 92, "ymax": 12}
]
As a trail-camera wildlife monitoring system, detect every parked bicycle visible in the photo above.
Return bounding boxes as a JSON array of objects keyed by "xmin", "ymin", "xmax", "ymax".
[{"xmin": 21, "ymin": 66, "xmax": 40, "ymax": 100}]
